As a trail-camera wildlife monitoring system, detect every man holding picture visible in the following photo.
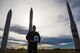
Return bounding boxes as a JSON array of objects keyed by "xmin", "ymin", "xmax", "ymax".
[{"xmin": 26, "ymin": 25, "xmax": 41, "ymax": 53}]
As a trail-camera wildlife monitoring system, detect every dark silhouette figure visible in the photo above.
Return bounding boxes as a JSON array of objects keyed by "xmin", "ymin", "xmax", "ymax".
[{"xmin": 26, "ymin": 25, "xmax": 41, "ymax": 53}]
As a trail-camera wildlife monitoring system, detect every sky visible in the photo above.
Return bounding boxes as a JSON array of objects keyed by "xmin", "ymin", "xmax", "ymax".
[{"xmin": 0, "ymin": 0, "xmax": 80, "ymax": 49}]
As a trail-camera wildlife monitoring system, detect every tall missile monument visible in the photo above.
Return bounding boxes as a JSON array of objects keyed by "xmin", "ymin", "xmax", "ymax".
[
  {"xmin": 27, "ymin": 8, "xmax": 33, "ymax": 53},
  {"xmin": 1, "ymin": 9, "xmax": 12, "ymax": 50},
  {"xmin": 29, "ymin": 8, "xmax": 33, "ymax": 32},
  {"xmin": 66, "ymin": 1, "xmax": 80, "ymax": 50}
]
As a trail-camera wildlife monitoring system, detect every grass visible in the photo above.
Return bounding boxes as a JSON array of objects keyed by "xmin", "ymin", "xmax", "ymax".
[{"xmin": 0, "ymin": 49, "xmax": 80, "ymax": 53}]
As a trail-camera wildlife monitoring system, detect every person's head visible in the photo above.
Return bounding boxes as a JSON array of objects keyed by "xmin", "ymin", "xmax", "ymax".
[{"xmin": 32, "ymin": 25, "xmax": 36, "ymax": 32}]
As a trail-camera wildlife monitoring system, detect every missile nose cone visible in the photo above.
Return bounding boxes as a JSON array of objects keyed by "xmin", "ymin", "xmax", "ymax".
[
  {"xmin": 30, "ymin": 7, "xmax": 33, "ymax": 18},
  {"xmin": 29, "ymin": 7, "xmax": 33, "ymax": 32},
  {"xmin": 8, "ymin": 9, "xmax": 12, "ymax": 15},
  {"xmin": 30, "ymin": 8, "xmax": 33, "ymax": 12},
  {"xmin": 8, "ymin": 9, "xmax": 12, "ymax": 14},
  {"xmin": 31, "ymin": 7, "xmax": 33, "ymax": 10},
  {"xmin": 9, "ymin": 9, "xmax": 12, "ymax": 12},
  {"xmin": 7, "ymin": 9, "xmax": 12, "ymax": 17},
  {"xmin": 66, "ymin": 1, "xmax": 68, "ymax": 3},
  {"xmin": 66, "ymin": 1, "xmax": 69, "ymax": 5},
  {"xmin": 66, "ymin": 1, "xmax": 69, "ymax": 7}
]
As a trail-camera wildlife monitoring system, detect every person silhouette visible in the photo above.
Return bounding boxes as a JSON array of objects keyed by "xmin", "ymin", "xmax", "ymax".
[{"xmin": 26, "ymin": 25, "xmax": 41, "ymax": 53}]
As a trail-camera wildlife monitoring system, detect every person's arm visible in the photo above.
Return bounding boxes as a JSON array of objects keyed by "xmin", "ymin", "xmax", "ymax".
[
  {"xmin": 38, "ymin": 33, "xmax": 41, "ymax": 43},
  {"xmin": 26, "ymin": 32, "xmax": 30, "ymax": 41},
  {"xmin": 26, "ymin": 32, "xmax": 32, "ymax": 42},
  {"xmin": 26, "ymin": 32, "xmax": 33, "ymax": 43}
]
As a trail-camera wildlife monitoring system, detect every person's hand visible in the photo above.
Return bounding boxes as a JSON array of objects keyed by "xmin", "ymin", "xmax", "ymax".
[{"xmin": 30, "ymin": 40, "xmax": 33, "ymax": 43}]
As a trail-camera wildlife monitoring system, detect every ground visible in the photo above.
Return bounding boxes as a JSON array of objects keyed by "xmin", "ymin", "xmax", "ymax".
[{"xmin": 0, "ymin": 49, "xmax": 80, "ymax": 53}]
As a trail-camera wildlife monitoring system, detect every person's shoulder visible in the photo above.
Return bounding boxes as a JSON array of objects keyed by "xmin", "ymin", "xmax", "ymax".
[
  {"xmin": 29, "ymin": 31, "xmax": 33, "ymax": 33},
  {"xmin": 28, "ymin": 31, "xmax": 33, "ymax": 34},
  {"xmin": 35, "ymin": 31, "xmax": 38, "ymax": 33},
  {"xmin": 35, "ymin": 31, "xmax": 39, "ymax": 34}
]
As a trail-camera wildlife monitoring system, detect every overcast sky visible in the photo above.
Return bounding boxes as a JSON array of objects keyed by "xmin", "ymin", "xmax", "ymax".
[{"xmin": 0, "ymin": 0, "xmax": 80, "ymax": 49}]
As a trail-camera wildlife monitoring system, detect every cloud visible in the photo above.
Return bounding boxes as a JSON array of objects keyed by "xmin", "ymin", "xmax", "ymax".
[
  {"xmin": 70, "ymin": 0, "xmax": 80, "ymax": 21},
  {"xmin": 0, "ymin": 0, "xmax": 79, "ymax": 49},
  {"xmin": 38, "ymin": 44, "xmax": 54, "ymax": 49},
  {"xmin": 9, "ymin": 25, "xmax": 28, "ymax": 35},
  {"xmin": 55, "ymin": 42, "xmax": 74, "ymax": 49},
  {"xmin": 0, "ymin": 35, "xmax": 73, "ymax": 45},
  {"xmin": 0, "ymin": 35, "xmax": 27, "ymax": 48},
  {"xmin": 57, "ymin": 15, "xmax": 69, "ymax": 26},
  {"xmin": 0, "ymin": 34, "xmax": 73, "ymax": 49},
  {"xmin": 0, "ymin": 36, "xmax": 27, "ymax": 42},
  {"xmin": 0, "ymin": 24, "xmax": 73, "ymax": 47},
  {"xmin": 0, "ymin": 28, "xmax": 3, "ymax": 31},
  {"xmin": 0, "ymin": 24, "xmax": 28, "ymax": 35},
  {"xmin": 38, "ymin": 42, "xmax": 74, "ymax": 49},
  {"xmin": 0, "ymin": 36, "xmax": 2, "ymax": 39},
  {"xmin": 71, "ymin": 1, "xmax": 80, "ymax": 9},
  {"xmin": 41, "ymin": 36, "xmax": 73, "ymax": 45}
]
